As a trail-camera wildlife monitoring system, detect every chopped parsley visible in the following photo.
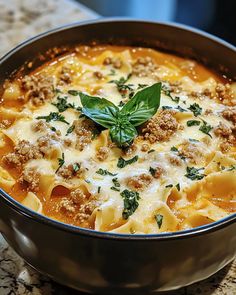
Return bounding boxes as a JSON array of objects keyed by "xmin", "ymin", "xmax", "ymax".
[
  {"xmin": 155, "ymin": 214, "xmax": 163, "ymax": 229},
  {"xmin": 199, "ymin": 120, "xmax": 213, "ymax": 137},
  {"xmin": 109, "ymin": 74, "xmax": 134, "ymax": 97},
  {"xmin": 165, "ymin": 184, "xmax": 173, "ymax": 188},
  {"xmin": 188, "ymin": 103, "xmax": 202, "ymax": 117},
  {"xmin": 162, "ymin": 85, "xmax": 179, "ymax": 103},
  {"xmin": 117, "ymin": 155, "xmax": 138, "ymax": 168},
  {"xmin": 68, "ymin": 90, "xmax": 79, "ymax": 96},
  {"xmin": 187, "ymin": 120, "xmax": 201, "ymax": 127},
  {"xmin": 148, "ymin": 149, "xmax": 155, "ymax": 154},
  {"xmin": 52, "ymin": 96, "xmax": 82, "ymax": 113},
  {"xmin": 72, "ymin": 163, "xmax": 80, "ymax": 173},
  {"xmin": 37, "ymin": 112, "xmax": 69, "ymax": 125},
  {"xmin": 176, "ymin": 183, "xmax": 180, "ymax": 191},
  {"xmin": 149, "ymin": 167, "xmax": 157, "ymax": 177},
  {"xmin": 170, "ymin": 146, "xmax": 178, "ymax": 152},
  {"xmin": 52, "ymin": 96, "xmax": 72, "ymax": 112},
  {"xmin": 118, "ymin": 101, "xmax": 125, "ymax": 107},
  {"xmin": 51, "ymin": 126, "xmax": 57, "ymax": 132},
  {"xmin": 65, "ymin": 124, "xmax": 75, "ymax": 136},
  {"xmin": 185, "ymin": 166, "xmax": 205, "ymax": 180},
  {"xmin": 98, "ymin": 186, "xmax": 101, "ymax": 193},
  {"xmin": 137, "ymin": 83, "xmax": 148, "ymax": 89},
  {"xmin": 162, "ymin": 105, "xmax": 186, "ymax": 112},
  {"xmin": 170, "ymin": 146, "xmax": 185, "ymax": 160},
  {"xmin": 189, "ymin": 138, "xmax": 200, "ymax": 143},
  {"xmin": 121, "ymin": 189, "xmax": 140, "ymax": 219},
  {"xmin": 96, "ymin": 168, "xmax": 117, "ymax": 176},
  {"xmin": 108, "ymin": 69, "xmax": 116, "ymax": 76},
  {"xmin": 56, "ymin": 153, "xmax": 65, "ymax": 173},
  {"xmin": 110, "ymin": 177, "xmax": 120, "ymax": 191}
]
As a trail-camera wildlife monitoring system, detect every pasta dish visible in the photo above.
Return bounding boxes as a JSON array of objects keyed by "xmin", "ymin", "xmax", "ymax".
[{"xmin": 0, "ymin": 45, "xmax": 235, "ymax": 234}]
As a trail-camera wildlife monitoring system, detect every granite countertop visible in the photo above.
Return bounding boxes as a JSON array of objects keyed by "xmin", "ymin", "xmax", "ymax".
[{"xmin": 0, "ymin": 0, "xmax": 235, "ymax": 294}]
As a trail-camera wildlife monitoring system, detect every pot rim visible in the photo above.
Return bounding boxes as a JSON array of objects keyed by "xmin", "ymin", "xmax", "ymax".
[{"xmin": 0, "ymin": 18, "xmax": 235, "ymax": 241}]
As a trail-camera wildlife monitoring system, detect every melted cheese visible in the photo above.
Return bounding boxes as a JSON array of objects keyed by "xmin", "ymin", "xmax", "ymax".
[{"xmin": 0, "ymin": 45, "xmax": 235, "ymax": 234}]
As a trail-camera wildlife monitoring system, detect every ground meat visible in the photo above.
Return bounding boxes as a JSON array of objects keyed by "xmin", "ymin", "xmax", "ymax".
[
  {"xmin": 151, "ymin": 166, "xmax": 164, "ymax": 179},
  {"xmin": 19, "ymin": 167, "xmax": 40, "ymax": 192},
  {"xmin": 21, "ymin": 74, "xmax": 54, "ymax": 106},
  {"xmin": 63, "ymin": 138, "xmax": 73, "ymax": 147},
  {"xmin": 168, "ymin": 154, "xmax": 182, "ymax": 166},
  {"xmin": 214, "ymin": 122, "xmax": 233, "ymax": 138},
  {"xmin": 3, "ymin": 140, "xmax": 43, "ymax": 168},
  {"xmin": 179, "ymin": 142, "xmax": 202, "ymax": 164},
  {"xmin": 57, "ymin": 164, "xmax": 83, "ymax": 179},
  {"xmin": 205, "ymin": 109, "xmax": 213, "ymax": 115},
  {"xmin": 222, "ymin": 107, "xmax": 236, "ymax": 124},
  {"xmin": 96, "ymin": 146, "xmax": 109, "ymax": 161},
  {"xmin": 59, "ymin": 189, "xmax": 99, "ymax": 224},
  {"xmin": 132, "ymin": 56, "xmax": 159, "ymax": 77},
  {"xmin": 202, "ymin": 83, "xmax": 235, "ymax": 105},
  {"xmin": 126, "ymin": 173, "xmax": 152, "ymax": 191},
  {"xmin": 219, "ymin": 141, "xmax": 231, "ymax": 153},
  {"xmin": 31, "ymin": 120, "xmax": 50, "ymax": 132},
  {"xmin": 0, "ymin": 119, "xmax": 11, "ymax": 129},
  {"xmin": 103, "ymin": 57, "xmax": 123, "ymax": 69},
  {"xmin": 58, "ymin": 66, "xmax": 73, "ymax": 85},
  {"xmin": 214, "ymin": 122, "xmax": 236, "ymax": 149},
  {"xmin": 141, "ymin": 110, "xmax": 178, "ymax": 143},
  {"xmin": 93, "ymin": 71, "xmax": 103, "ymax": 79},
  {"xmin": 141, "ymin": 143, "xmax": 150, "ymax": 152},
  {"xmin": 36, "ymin": 133, "xmax": 60, "ymax": 155},
  {"xmin": 74, "ymin": 119, "xmax": 96, "ymax": 151},
  {"xmin": 123, "ymin": 143, "xmax": 137, "ymax": 156}
]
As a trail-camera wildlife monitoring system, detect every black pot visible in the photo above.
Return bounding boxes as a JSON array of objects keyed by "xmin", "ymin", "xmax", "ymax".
[{"xmin": 0, "ymin": 19, "xmax": 235, "ymax": 294}]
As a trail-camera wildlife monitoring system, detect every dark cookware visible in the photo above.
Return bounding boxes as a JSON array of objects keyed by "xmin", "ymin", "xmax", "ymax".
[{"xmin": 0, "ymin": 19, "xmax": 235, "ymax": 294}]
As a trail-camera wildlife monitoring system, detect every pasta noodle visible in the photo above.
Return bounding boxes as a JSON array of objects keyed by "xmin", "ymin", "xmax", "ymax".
[{"xmin": 0, "ymin": 45, "xmax": 235, "ymax": 234}]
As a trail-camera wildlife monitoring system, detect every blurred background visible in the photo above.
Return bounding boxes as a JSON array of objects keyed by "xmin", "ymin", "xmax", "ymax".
[
  {"xmin": 0, "ymin": 0, "xmax": 235, "ymax": 58},
  {"xmin": 79, "ymin": 0, "xmax": 236, "ymax": 45}
]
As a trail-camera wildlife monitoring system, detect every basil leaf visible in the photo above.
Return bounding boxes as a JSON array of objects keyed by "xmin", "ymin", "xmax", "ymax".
[
  {"xmin": 80, "ymin": 92, "xmax": 118, "ymax": 128},
  {"xmin": 110, "ymin": 121, "xmax": 137, "ymax": 147},
  {"xmin": 120, "ymin": 82, "xmax": 161, "ymax": 126}
]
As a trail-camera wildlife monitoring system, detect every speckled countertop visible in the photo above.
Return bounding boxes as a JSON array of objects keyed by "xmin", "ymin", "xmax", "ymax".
[{"xmin": 0, "ymin": 0, "xmax": 235, "ymax": 294}]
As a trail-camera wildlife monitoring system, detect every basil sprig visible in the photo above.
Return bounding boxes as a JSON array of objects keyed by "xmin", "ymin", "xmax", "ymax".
[{"xmin": 80, "ymin": 82, "xmax": 161, "ymax": 147}]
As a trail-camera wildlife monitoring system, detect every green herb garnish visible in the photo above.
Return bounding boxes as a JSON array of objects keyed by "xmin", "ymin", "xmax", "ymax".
[
  {"xmin": 170, "ymin": 146, "xmax": 178, "ymax": 152},
  {"xmin": 162, "ymin": 85, "xmax": 179, "ymax": 103},
  {"xmin": 66, "ymin": 125, "xmax": 75, "ymax": 136},
  {"xmin": 117, "ymin": 155, "xmax": 138, "ymax": 168},
  {"xmin": 80, "ymin": 83, "xmax": 161, "ymax": 147},
  {"xmin": 56, "ymin": 153, "xmax": 65, "ymax": 173},
  {"xmin": 108, "ymin": 69, "xmax": 116, "ymax": 76},
  {"xmin": 98, "ymin": 186, "xmax": 101, "ymax": 193},
  {"xmin": 148, "ymin": 149, "xmax": 155, "ymax": 154},
  {"xmin": 176, "ymin": 183, "xmax": 180, "ymax": 191},
  {"xmin": 72, "ymin": 163, "xmax": 80, "ymax": 173},
  {"xmin": 199, "ymin": 120, "xmax": 213, "ymax": 138},
  {"xmin": 110, "ymin": 177, "xmax": 120, "ymax": 191},
  {"xmin": 121, "ymin": 189, "xmax": 140, "ymax": 219},
  {"xmin": 185, "ymin": 166, "xmax": 205, "ymax": 180},
  {"xmin": 96, "ymin": 168, "xmax": 117, "ymax": 176},
  {"xmin": 149, "ymin": 167, "xmax": 157, "ymax": 177},
  {"xmin": 109, "ymin": 74, "xmax": 133, "ymax": 97},
  {"xmin": 165, "ymin": 184, "xmax": 173, "ymax": 188},
  {"xmin": 155, "ymin": 214, "xmax": 163, "ymax": 228},
  {"xmin": 187, "ymin": 120, "xmax": 201, "ymax": 127},
  {"xmin": 37, "ymin": 112, "xmax": 69, "ymax": 125},
  {"xmin": 188, "ymin": 103, "xmax": 202, "ymax": 117},
  {"xmin": 68, "ymin": 90, "xmax": 80, "ymax": 96}
]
